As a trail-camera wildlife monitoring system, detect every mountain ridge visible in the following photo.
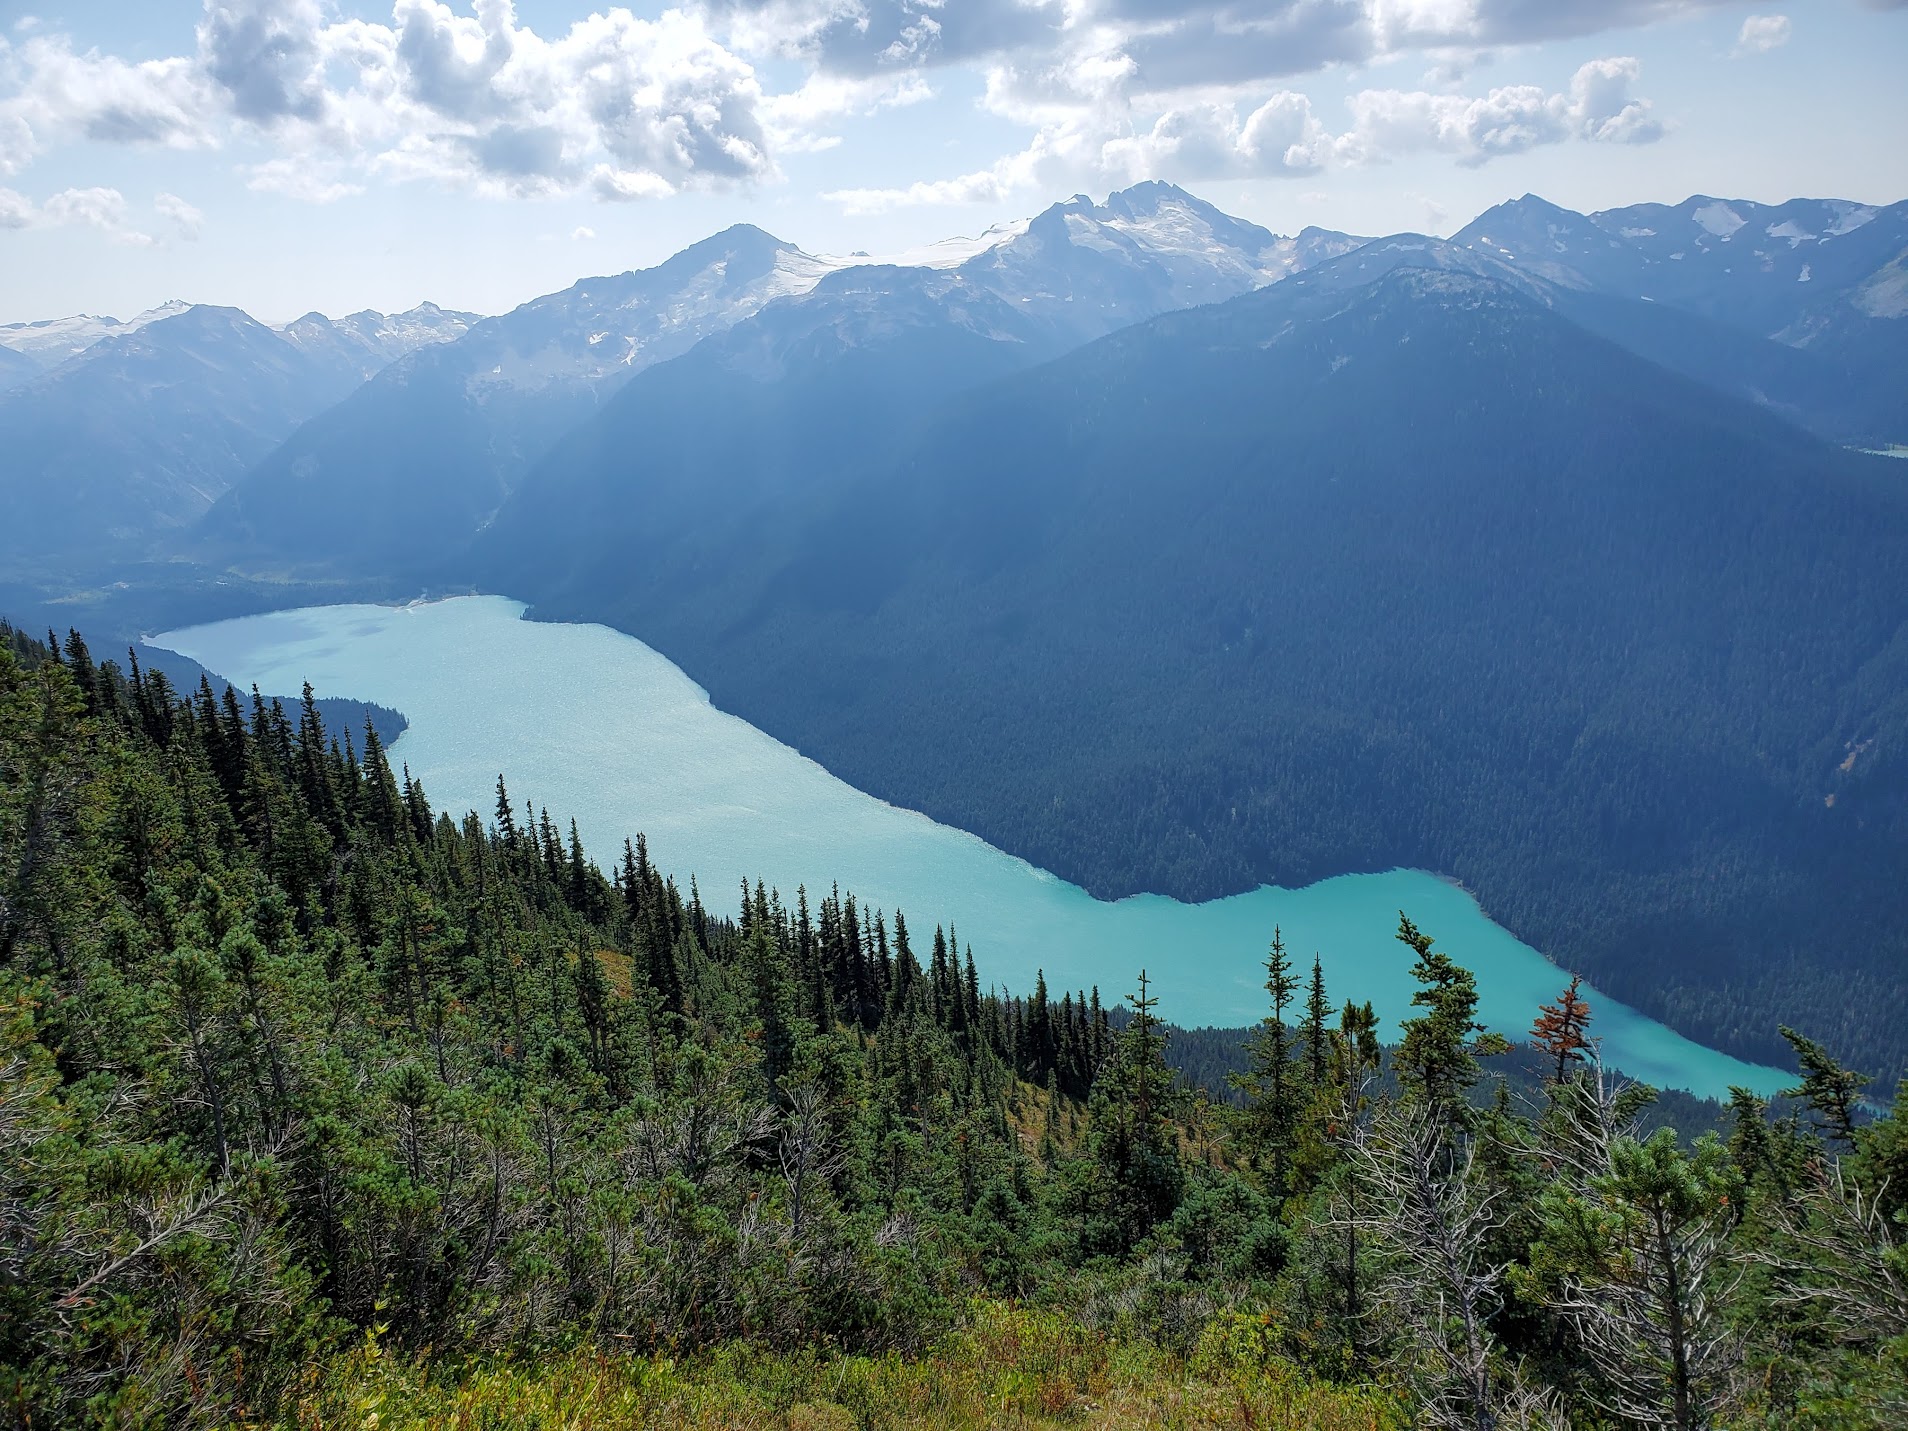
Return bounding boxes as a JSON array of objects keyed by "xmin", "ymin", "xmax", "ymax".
[
  {"xmin": 0, "ymin": 299, "xmax": 476, "ymax": 566},
  {"xmin": 203, "ymin": 183, "xmax": 1368, "ymax": 576}
]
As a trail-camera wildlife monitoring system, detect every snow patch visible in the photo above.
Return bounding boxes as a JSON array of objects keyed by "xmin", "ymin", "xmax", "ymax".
[
  {"xmin": 1619, "ymin": 227, "xmax": 1656, "ymax": 238},
  {"xmin": 1853, "ymin": 259, "xmax": 1908, "ymax": 318},
  {"xmin": 815, "ymin": 219, "xmax": 1031, "ymax": 273},
  {"xmin": 1826, "ymin": 202, "xmax": 1876, "ymax": 236},
  {"xmin": 1798, "ymin": 265, "xmax": 1811, "ymax": 283},
  {"xmin": 1765, "ymin": 220, "xmax": 1816, "ymax": 247},
  {"xmin": 758, "ymin": 249, "xmax": 851, "ymax": 300},
  {"xmin": 1692, "ymin": 202, "xmax": 1745, "ymax": 238}
]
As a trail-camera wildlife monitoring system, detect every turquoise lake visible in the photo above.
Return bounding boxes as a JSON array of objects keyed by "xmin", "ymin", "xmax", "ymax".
[{"xmin": 148, "ymin": 595, "xmax": 1788, "ymax": 1100}]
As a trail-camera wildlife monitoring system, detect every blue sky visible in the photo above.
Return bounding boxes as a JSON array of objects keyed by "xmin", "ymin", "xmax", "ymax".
[{"xmin": 1, "ymin": 1, "xmax": 1903, "ymax": 322}]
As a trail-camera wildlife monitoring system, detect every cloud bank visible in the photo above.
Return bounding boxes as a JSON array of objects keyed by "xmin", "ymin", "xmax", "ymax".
[
  {"xmin": 0, "ymin": 0, "xmax": 1717, "ymax": 214},
  {"xmin": 0, "ymin": 185, "xmax": 178, "ymax": 245}
]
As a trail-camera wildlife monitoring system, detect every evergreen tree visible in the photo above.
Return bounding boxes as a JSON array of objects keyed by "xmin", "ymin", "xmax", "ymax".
[
  {"xmin": 1780, "ymin": 1025, "xmax": 1869, "ymax": 1147},
  {"xmin": 1301, "ymin": 955, "xmax": 1331, "ymax": 1092},
  {"xmin": 748, "ymin": 920, "xmax": 797, "ymax": 1088},
  {"xmin": 1394, "ymin": 915, "xmax": 1498, "ymax": 1117},
  {"xmin": 1088, "ymin": 970, "xmax": 1184, "ymax": 1240},
  {"xmin": 1232, "ymin": 927, "xmax": 1300, "ymax": 1186},
  {"xmin": 0, "ymin": 620, "xmax": 1896, "ymax": 1430}
]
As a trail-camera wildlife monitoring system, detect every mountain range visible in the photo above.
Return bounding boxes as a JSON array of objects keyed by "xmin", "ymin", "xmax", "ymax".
[
  {"xmin": 0, "ymin": 298, "xmax": 195, "ymax": 367},
  {"xmin": 4, "ymin": 181, "xmax": 1907, "ymax": 1082},
  {"xmin": 0, "ymin": 300, "xmax": 473, "ymax": 567},
  {"xmin": 200, "ymin": 184, "xmax": 1367, "ymax": 572},
  {"xmin": 1453, "ymin": 193, "xmax": 1908, "ymax": 444}
]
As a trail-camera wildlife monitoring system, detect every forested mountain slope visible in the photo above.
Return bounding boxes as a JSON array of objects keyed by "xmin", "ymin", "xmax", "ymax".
[
  {"xmin": 200, "ymin": 225, "xmax": 837, "ymax": 572},
  {"xmin": 1212, "ymin": 227, "xmax": 1899, "ymax": 445},
  {"xmin": 467, "ymin": 267, "xmax": 1114, "ymax": 584},
  {"xmin": 2, "ymin": 621, "xmax": 1903, "ymax": 1428},
  {"xmin": 477, "ymin": 265, "xmax": 1908, "ymax": 1083}
]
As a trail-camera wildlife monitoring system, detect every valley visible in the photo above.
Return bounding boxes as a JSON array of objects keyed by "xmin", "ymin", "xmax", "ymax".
[
  {"xmin": 146, "ymin": 594, "xmax": 1788, "ymax": 1100},
  {"xmin": 10, "ymin": 181, "xmax": 1908, "ymax": 1089},
  {"xmin": 6, "ymin": 2, "xmax": 1908, "ymax": 1416}
]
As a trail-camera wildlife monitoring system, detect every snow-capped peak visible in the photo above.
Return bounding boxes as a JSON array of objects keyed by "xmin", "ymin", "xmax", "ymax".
[
  {"xmin": 814, "ymin": 220, "xmax": 1033, "ymax": 273},
  {"xmin": 0, "ymin": 299, "xmax": 194, "ymax": 365}
]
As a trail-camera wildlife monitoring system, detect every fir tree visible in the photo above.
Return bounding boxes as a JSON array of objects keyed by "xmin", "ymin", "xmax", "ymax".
[
  {"xmin": 1301, "ymin": 956, "xmax": 1331, "ymax": 1092},
  {"xmin": 1394, "ymin": 915, "xmax": 1496, "ymax": 1116},
  {"xmin": 1779, "ymin": 1025, "xmax": 1870, "ymax": 1147},
  {"xmin": 1233, "ymin": 927, "xmax": 1300, "ymax": 1186},
  {"xmin": 1088, "ymin": 970, "xmax": 1184, "ymax": 1240}
]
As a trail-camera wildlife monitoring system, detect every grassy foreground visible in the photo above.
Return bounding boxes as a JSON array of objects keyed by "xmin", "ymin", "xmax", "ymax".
[{"xmin": 274, "ymin": 1305, "xmax": 1403, "ymax": 1430}]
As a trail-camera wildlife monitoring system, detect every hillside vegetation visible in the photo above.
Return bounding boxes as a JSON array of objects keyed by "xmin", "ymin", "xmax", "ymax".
[{"xmin": 1, "ymin": 621, "xmax": 1904, "ymax": 1427}]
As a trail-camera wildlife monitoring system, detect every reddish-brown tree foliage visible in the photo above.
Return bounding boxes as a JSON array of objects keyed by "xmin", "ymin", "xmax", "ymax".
[{"xmin": 1531, "ymin": 974, "xmax": 1594, "ymax": 1085}]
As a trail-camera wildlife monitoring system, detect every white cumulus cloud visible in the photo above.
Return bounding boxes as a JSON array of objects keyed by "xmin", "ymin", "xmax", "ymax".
[
  {"xmin": 1344, "ymin": 56, "xmax": 1662, "ymax": 165},
  {"xmin": 0, "ymin": 35, "xmax": 214, "ymax": 175},
  {"xmin": 1, "ymin": 183, "xmax": 158, "ymax": 243},
  {"xmin": 831, "ymin": 53, "xmax": 1664, "ymax": 210},
  {"xmin": 198, "ymin": 0, "xmax": 332, "ymax": 123},
  {"xmin": 246, "ymin": 155, "xmax": 364, "ymax": 203},
  {"xmin": 0, "ymin": 1, "xmax": 1731, "ymax": 209},
  {"xmin": 0, "ymin": 2, "xmax": 784, "ymax": 204},
  {"xmin": 1732, "ymin": 15, "xmax": 1791, "ymax": 56},
  {"xmin": 155, "ymin": 191, "xmax": 205, "ymax": 239},
  {"xmin": 0, "ymin": 185, "xmax": 34, "ymax": 227}
]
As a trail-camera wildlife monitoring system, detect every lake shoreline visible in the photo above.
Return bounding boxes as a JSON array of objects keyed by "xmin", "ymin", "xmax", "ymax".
[{"xmin": 146, "ymin": 594, "xmax": 1792, "ymax": 1101}]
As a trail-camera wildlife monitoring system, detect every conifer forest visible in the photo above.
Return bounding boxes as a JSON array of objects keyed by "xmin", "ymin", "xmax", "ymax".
[{"xmin": 3, "ymin": 623, "xmax": 1904, "ymax": 1429}]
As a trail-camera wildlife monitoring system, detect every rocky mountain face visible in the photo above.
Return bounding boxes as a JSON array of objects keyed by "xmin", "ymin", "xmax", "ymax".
[{"xmin": 0, "ymin": 300, "xmax": 193, "ymax": 367}]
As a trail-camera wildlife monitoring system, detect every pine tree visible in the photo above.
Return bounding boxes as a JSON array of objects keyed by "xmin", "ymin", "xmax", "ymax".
[
  {"xmin": 478, "ymin": 773, "xmax": 508, "ymax": 841},
  {"xmin": 749, "ymin": 922, "xmax": 796, "ymax": 1088},
  {"xmin": 1339, "ymin": 999, "xmax": 1381, "ymax": 1077},
  {"xmin": 359, "ymin": 720, "xmax": 404, "ymax": 845},
  {"xmin": 1301, "ymin": 955, "xmax": 1331, "ymax": 1091},
  {"xmin": 1725, "ymin": 1086, "xmax": 1772, "ymax": 1202}
]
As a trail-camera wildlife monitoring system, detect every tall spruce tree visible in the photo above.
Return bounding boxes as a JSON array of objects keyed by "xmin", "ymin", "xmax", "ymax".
[
  {"xmin": 1088, "ymin": 970, "xmax": 1184, "ymax": 1240},
  {"xmin": 1233, "ymin": 927, "xmax": 1300, "ymax": 1187}
]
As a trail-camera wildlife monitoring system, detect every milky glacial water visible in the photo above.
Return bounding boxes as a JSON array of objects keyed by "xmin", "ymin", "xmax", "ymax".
[{"xmin": 148, "ymin": 596, "xmax": 1788, "ymax": 1099}]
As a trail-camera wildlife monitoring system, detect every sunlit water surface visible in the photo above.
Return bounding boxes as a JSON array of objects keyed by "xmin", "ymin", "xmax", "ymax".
[{"xmin": 149, "ymin": 596, "xmax": 1787, "ymax": 1098}]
